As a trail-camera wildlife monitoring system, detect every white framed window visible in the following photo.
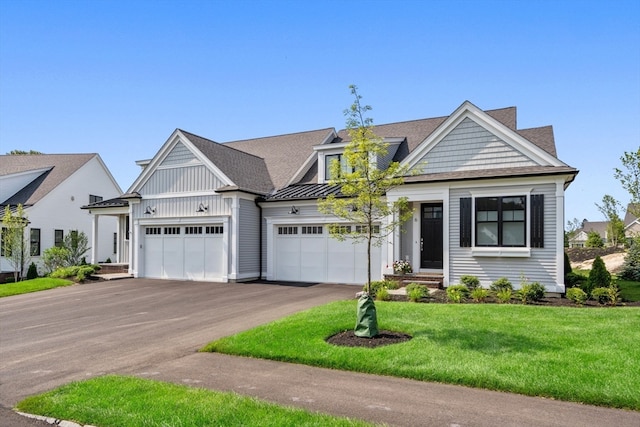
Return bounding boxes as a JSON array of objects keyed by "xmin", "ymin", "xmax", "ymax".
[{"xmin": 278, "ymin": 226, "xmax": 298, "ymax": 235}]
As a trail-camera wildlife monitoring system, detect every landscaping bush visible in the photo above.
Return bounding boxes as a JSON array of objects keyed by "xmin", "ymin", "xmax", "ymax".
[
  {"xmin": 618, "ymin": 238, "xmax": 640, "ymax": 281},
  {"xmin": 490, "ymin": 277, "xmax": 513, "ymax": 293},
  {"xmin": 446, "ymin": 284, "xmax": 469, "ymax": 303},
  {"xmin": 566, "ymin": 287, "xmax": 588, "ymax": 306},
  {"xmin": 565, "ymin": 271, "xmax": 586, "ymax": 288},
  {"xmin": 470, "ymin": 287, "xmax": 489, "ymax": 303},
  {"xmin": 496, "ymin": 289, "xmax": 512, "ymax": 303},
  {"xmin": 584, "ymin": 256, "xmax": 611, "ymax": 296},
  {"xmin": 50, "ymin": 265, "xmax": 100, "ymax": 282},
  {"xmin": 367, "ymin": 280, "xmax": 399, "ymax": 297},
  {"xmin": 26, "ymin": 262, "xmax": 39, "ymax": 280},
  {"xmin": 460, "ymin": 275, "xmax": 480, "ymax": 290},
  {"xmin": 516, "ymin": 282, "xmax": 546, "ymax": 304},
  {"xmin": 42, "ymin": 246, "xmax": 70, "ymax": 274},
  {"xmin": 405, "ymin": 283, "xmax": 429, "ymax": 302},
  {"xmin": 375, "ymin": 287, "xmax": 391, "ymax": 301},
  {"xmin": 591, "ymin": 287, "xmax": 611, "ymax": 305}
]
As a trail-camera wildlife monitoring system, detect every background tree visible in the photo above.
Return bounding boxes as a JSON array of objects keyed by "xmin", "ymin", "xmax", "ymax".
[
  {"xmin": 64, "ymin": 230, "xmax": 90, "ymax": 266},
  {"xmin": 318, "ymin": 85, "xmax": 413, "ymax": 337},
  {"xmin": 585, "ymin": 231, "xmax": 604, "ymax": 248},
  {"xmin": 614, "ymin": 148, "xmax": 640, "ymax": 217},
  {"xmin": 596, "ymin": 194, "xmax": 625, "ymax": 247},
  {"xmin": 1, "ymin": 205, "xmax": 30, "ymax": 281},
  {"xmin": 565, "ymin": 217, "xmax": 584, "ymax": 247}
]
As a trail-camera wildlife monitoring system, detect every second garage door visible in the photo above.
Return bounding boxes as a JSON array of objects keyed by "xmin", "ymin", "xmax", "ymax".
[{"xmin": 274, "ymin": 224, "xmax": 381, "ymax": 284}]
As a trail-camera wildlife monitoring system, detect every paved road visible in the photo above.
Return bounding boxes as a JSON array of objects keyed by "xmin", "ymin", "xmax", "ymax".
[{"xmin": 1, "ymin": 278, "xmax": 639, "ymax": 427}]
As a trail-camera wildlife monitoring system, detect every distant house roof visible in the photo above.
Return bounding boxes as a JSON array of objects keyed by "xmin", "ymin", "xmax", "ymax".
[{"xmin": 0, "ymin": 154, "xmax": 96, "ymax": 207}]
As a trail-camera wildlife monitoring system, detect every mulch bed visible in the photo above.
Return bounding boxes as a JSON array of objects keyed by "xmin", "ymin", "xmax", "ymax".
[{"xmin": 326, "ymin": 330, "xmax": 412, "ymax": 348}]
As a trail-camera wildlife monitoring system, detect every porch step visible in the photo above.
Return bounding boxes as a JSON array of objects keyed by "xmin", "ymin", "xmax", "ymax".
[
  {"xmin": 98, "ymin": 263, "xmax": 129, "ymax": 274},
  {"xmin": 384, "ymin": 273, "xmax": 444, "ymax": 289}
]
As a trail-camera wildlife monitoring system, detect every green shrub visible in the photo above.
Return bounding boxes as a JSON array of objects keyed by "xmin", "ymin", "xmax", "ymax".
[
  {"xmin": 496, "ymin": 289, "xmax": 512, "ymax": 303},
  {"xmin": 586, "ymin": 231, "xmax": 604, "ymax": 248},
  {"xmin": 490, "ymin": 277, "xmax": 513, "ymax": 293},
  {"xmin": 460, "ymin": 275, "xmax": 480, "ymax": 290},
  {"xmin": 42, "ymin": 246, "xmax": 70, "ymax": 274},
  {"xmin": 607, "ymin": 283, "xmax": 621, "ymax": 306},
  {"xmin": 565, "ymin": 271, "xmax": 586, "ymax": 288},
  {"xmin": 470, "ymin": 287, "xmax": 489, "ymax": 303},
  {"xmin": 446, "ymin": 284, "xmax": 469, "ymax": 303},
  {"xmin": 566, "ymin": 287, "xmax": 588, "ymax": 306},
  {"xmin": 26, "ymin": 262, "xmax": 39, "ymax": 280},
  {"xmin": 384, "ymin": 280, "xmax": 400, "ymax": 290},
  {"xmin": 584, "ymin": 256, "xmax": 611, "ymax": 296},
  {"xmin": 367, "ymin": 280, "xmax": 399, "ymax": 297},
  {"xmin": 376, "ymin": 287, "xmax": 391, "ymax": 301},
  {"xmin": 619, "ymin": 238, "xmax": 640, "ymax": 281},
  {"xmin": 50, "ymin": 265, "xmax": 100, "ymax": 282},
  {"xmin": 406, "ymin": 283, "xmax": 429, "ymax": 302},
  {"xmin": 591, "ymin": 287, "xmax": 610, "ymax": 305},
  {"xmin": 564, "ymin": 252, "xmax": 572, "ymax": 275},
  {"xmin": 517, "ymin": 282, "xmax": 546, "ymax": 304}
]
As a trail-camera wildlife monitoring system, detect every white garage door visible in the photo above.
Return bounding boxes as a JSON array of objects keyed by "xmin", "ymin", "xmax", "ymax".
[
  {"xmin": 144, "ymin": 225, "xmax": 224, "ymax": 281},
  {"xmin": 274, "ymin": 224, "xmax": 381, "ymax": 284}
]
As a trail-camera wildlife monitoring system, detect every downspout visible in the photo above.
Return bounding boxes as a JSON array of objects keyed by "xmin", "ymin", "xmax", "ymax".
[{"xmin": 255, "ymin": 197, "xmax": 263, "ymax": 279}]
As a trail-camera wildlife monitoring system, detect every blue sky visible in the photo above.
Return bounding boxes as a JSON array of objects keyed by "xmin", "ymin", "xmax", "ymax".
[{"xmin": 1, "ymin": 0, "xmax": 638, "ymax": 224}]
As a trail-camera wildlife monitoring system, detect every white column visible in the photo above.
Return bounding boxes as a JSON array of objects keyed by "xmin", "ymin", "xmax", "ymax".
[
  {"xmin": 556, "ymin": 180, "xmax": 566, "ymax": 293},
  {"xmin": 91, "ymin": 214, "xmax": 99, "ymax": 264}
]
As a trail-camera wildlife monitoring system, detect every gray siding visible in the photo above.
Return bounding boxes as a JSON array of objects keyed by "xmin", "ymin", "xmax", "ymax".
[
  {"xmin": 133, "ymin": 195, "xmax": 231, "ymax": 218},
  {"xmin": 238, "ymin": 198, "xmax": 260, "ymax": 274},
  {"xmin": 449, "ymin": 183, "xmax": 558, "ymax": 288},
  {"xmin": 416, "ymin": 118, "xmax": 537, "ymax": 174},
  {"xmin": 161, "ymin": 142, "xmax": 198, "ymax": 166},
  {"xmin": 141, "ymin": 165, "xmax": 225, "ymax": 194}
]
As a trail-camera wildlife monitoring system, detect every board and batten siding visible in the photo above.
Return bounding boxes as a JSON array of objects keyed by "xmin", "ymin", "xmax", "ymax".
[
  {"xmin": 416, "ymin": 117, "xmax": 537, "ymax": 174},
  {"xmin": 238, "ymin": 198, "xmax": 260, "ymax": 275},
  {"xmin": 133, "ymin": 195, "xmax": 231, "ymax": 218},
  {"xmin": 141, "ymin": 164, "xmax": 226, "ymax": 195},
  {"xmin": 449, "ymin": 183, "xmax": 559, "ymax": 289}
]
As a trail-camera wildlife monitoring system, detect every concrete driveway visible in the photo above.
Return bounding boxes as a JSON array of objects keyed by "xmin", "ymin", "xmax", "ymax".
[{"xmin": 2, "ymin": 278, "xmax": 639, "ymax": 427}]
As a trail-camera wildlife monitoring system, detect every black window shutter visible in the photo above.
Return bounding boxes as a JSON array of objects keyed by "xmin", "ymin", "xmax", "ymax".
[
  {"xmin": 460, "ymin": 197, "xmax": 472, "ymax": 247},
  {"xmin": 531, "ymin": 194, "xmax": 544, "ymax": 248}
]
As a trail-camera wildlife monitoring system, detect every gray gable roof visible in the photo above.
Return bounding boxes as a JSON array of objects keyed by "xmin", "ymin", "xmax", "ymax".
[
  {"xmin": 179, "ymin": 130, "xmax": 274, "ymax": 194},
  {"xmin": 0, "ymin": 154, "xmax": 96, "ymax": 207}
]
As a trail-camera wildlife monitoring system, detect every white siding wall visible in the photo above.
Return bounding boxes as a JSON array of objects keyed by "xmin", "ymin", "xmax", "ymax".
[
  {"xmin": 449, "ymin": 183, "xmax": 558, "ymax": 289},
  {"xmin": 133, "ymin": 195, "xmax": 231, "ymax": 218},
  {"xmin": 141, "ymin": 165, "xmax": 225, "ymax": 194}
]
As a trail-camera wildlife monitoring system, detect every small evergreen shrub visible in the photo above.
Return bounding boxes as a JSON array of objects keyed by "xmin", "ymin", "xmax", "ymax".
[
  {"xmin": 406, "ymin": 283, "xmax": 428, "ymax": 302},
  {"xmin": 516, "ymin": 282, "xmax": 546, "ymax": 304},
  {"xmin": 496, "ymin": 289, "xmax": 512, "ymax": 303},
  {"xmin": 618, "ymin": 238, "xmax": 640, "ymax": 281},
  {"xmin": 470, "ymin": 287, "xmax": 489, "ymax": 303},
  {"xmin": 105, "ymin": 257, "xmax": 112, "ymax": 263},
  {"xmin": 460, "ymin": 275, "xmax": 480, "ymax": 290},
  {"xmin": 584, "ymin": 256, "xmax": 611, "ymax": 296},
  {"xmin": 446, "ymin": 284, "xmax": 469, "ymax": 303},
  {"xmin": 490, "ymin": 277, "xmax": 513, "ymax": 293},
  {"xmin": 26, "ymin": 262, "xmax": 39, "ymax": 280},
  {"xmin": 566, "ymin": 287, "xmax": 588, "ymax": 306},
  {"xmin": 565, "ymin": 271, "xmax": 586, "ymax": 288},
  {"xmin": 564, "ymin": 252, "xmax": 572, "ymax": 276}
]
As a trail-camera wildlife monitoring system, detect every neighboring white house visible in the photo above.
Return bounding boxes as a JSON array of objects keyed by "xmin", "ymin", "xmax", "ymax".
[
  {"xmin": 0, "ymin": 154, "xmax": 122, "ymax": 276},
  {"xmin": 85, "ymin": 101, "xmax": 578, "ymax": 292}
]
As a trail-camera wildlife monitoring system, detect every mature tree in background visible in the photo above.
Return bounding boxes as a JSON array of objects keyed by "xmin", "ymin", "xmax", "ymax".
[
  {"xmin": 7, "ymin": 150, "xmax": 44, "ymax": 155},
  {"xmin": 1, "ymin": 205, "xmax": 30, "ymax": 281},
  {"xmin": 614, "ymin": 148, "xmax": 640, "ymax": 217},
  {"xmin": 318, "ymin": 85, "xmax": 413, "ymax": 337},
  {"xmin": 565, "ymin": 217, "xmax": 584, "ymax": 247},
  {"xmin": 596, "ymin": 194, "xmax": 625, "ymax": 247}
]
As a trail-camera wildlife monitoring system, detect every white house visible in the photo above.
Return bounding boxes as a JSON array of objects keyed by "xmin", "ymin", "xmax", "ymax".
[
  {"xmin": 85, "ymin": 101, "xmax": 578, "ymax": 292},
  {"xmin": 0, "ymin": 154, "xmax": 122, "ymax": 276}
]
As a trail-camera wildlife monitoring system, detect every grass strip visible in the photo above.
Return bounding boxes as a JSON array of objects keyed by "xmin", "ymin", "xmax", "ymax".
[
  {"xmin": 617, "ymin": 279, "xmax": 640, "ymax": 301},
  {"xmin": 202, "ymin": 301, "xmax": 640, "ymax": 410},
  {"xmin": 0, "ymin": 278, "xmax": 73, "ymax": 297},
  {"xmin": 16, "ymin": 375, "xmax": 377, "ymax": 427}
]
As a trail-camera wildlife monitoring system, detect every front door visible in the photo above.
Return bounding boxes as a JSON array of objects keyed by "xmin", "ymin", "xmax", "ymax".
[{"xmin": 421, "ymin": 203, "xmax": 443, "ymax": 269}]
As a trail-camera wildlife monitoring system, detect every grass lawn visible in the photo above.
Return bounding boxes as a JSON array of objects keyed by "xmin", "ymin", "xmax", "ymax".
[
  {"xmin": 16, "ymin": 375, "xmax": 376, "ymax": 427},
  {"xmin": 203, "ymin": 301, "xmax": 640, "ymax": 410},
  {"xmin": 0, "ymin": 277, "xmax": 73, "ymax": 298},
  {"xmin": 617, "ymin": 279, "xmax": 640, "ymax": 301}
]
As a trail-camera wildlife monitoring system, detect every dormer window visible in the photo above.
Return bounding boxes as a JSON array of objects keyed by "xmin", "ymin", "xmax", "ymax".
[{"xmin": 325, "ymin": 153, "xmax": 354, "ymax": 180}]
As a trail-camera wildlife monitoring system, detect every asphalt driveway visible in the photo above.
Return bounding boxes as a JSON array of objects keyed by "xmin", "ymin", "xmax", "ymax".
[{"xmin": 1, "ymin": 278, "xmax": 639, "ymax": 427}]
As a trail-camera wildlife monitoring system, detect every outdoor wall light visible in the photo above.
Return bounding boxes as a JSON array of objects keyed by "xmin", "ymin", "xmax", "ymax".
[
  {"xmin": 196, "ymin": 203, "xmax": 208, "ymax": 213},
  {"xmin": 144, "ymin": 206, "xmax": 156, "ymax": 215},
  {"xmin": 288, "ymin": 205, "xmax": 299, "ymax": 215}
]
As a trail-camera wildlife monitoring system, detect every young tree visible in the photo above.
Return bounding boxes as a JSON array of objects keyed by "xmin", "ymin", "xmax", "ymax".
[
  {"xmin": 585, "ymin": 231, "xmax": 604, "ymax": 248},
  {"xmin": 1, "ymin": 205, "xmax": 30, "ymax": 282},
  {"xmin": 6, "ymin": 149, "xmax": 44, "ymax": 155},
  {"xmin": 64, "ymin": 230, "xmax": 90, "ymax": 266},
  {"xmin": 318, "ymin": 85, "xmax": 413, "ymax": 337},
  {"xmin": 596, "ymin": 195, "xmax": 625, "ymax": 247},
  {"xmin": 614, "ymin": 148, "xmax": 640, "ymax": 217}
]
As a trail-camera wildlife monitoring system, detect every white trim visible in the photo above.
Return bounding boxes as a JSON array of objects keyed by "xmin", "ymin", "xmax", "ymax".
[{"xmin": 141, "ymin": 191, "xmax": 222, "ymax": 200}]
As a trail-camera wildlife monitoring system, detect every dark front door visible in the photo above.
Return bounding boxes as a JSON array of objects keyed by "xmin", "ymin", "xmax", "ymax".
[{"xmin": 421, "ymin": 203, "xmax": 443, "ymax": 269}]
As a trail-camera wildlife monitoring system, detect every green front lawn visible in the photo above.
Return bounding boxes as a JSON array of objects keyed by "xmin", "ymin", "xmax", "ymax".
[
  {"xmin": 617, "ymin": 279, "xmax": 640, "ymax": 301},
  {"xmin": 17, "ymin": 376, "xmax": 376, "ymax": 427},
  {"xmin": 203, "ymin": 301, "xmax": 640, "ymax": 410},
  {"xmin": 0, "ymin": 277, "xmax": 73, "ymax": 298}
]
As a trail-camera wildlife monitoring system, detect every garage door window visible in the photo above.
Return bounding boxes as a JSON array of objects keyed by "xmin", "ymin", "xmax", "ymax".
[
  {"xmin": 185, "ymin": 226, "xmax": 203, "ymax": 235},
  {"xmin": 146, "ymin": 227, "xmax": 161, "ymax": 235},
  {"xmin": 206, "ymin": 226, "xmax": 223, "ymax": 234},
  {"xmin": 278, "ymin": 226, "xmax": 298, "ymax": 235},
  {"xmin": 164, "ymin": 227, "xmax": 181, "ymax": 235},
  {"xmin": 302, "ymin": 226, "xmax": 323, "ymax": 234}
]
